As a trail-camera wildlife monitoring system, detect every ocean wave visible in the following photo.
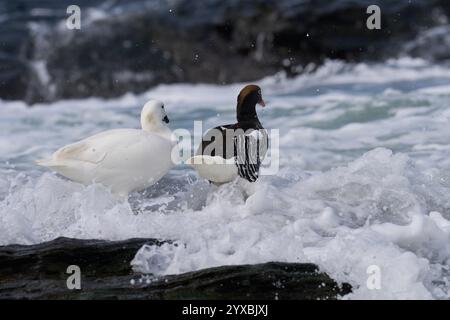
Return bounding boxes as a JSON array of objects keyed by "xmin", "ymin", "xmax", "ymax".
[
  {"xmin": 1, "ymin": 148, "xmax": 450, "ymax": 299},
  {"xmin": 2, "ymin": 58, "xmax": 450, "ymax": 299}
]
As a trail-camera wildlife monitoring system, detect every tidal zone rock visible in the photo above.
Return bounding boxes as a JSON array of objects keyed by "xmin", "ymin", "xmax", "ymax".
[
  {"xmin": 1, "ymin": 0, "xmax": 448, "ymax": 103},
  {"xmin": 0, "ymin": 237, "xmax": 351, "ymax": 299}
]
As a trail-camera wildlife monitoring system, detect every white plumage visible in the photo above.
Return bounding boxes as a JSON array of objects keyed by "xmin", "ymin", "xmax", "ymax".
[
  {"xmin": 36, "ymin": 100, "xmax": 175, "ymax": 197},
  {"xmin": 186, "ymin": 155, "xmax": 238, "ymax": 184}
]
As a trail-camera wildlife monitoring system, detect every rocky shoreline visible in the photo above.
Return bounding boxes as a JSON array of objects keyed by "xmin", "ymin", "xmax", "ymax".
[
  {"xmin": 0, "ymin": 237, "xmax": 351, "ymax": 300},
  {"xmin": 1, "ymin": 0, "xmax": 450, "ymax": 104}
]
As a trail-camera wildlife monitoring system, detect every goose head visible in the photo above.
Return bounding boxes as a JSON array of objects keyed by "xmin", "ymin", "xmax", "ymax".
[
  {"xmin": 236, "ymin": 84, "xmax": 265, "ymax": 123},
  {"xmin": 140, "ymin": 100, "xmax": 170, "ymax": 133}
]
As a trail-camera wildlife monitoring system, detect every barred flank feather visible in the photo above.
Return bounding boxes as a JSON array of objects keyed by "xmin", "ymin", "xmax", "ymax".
[{"xmin": 234, "ymin": 130, "xmax": 265, "ymax": 182}]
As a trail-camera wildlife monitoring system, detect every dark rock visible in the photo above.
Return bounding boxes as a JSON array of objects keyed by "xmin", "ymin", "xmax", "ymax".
[
  {"xmin": 0, "ymin": 237, "xmax": 351, "ymax": 300},
  {"xmin": 138, "ymin": 262, "xmax": 351, "ymax": 300},
  {"xmin": 2, "ymin": 0, "xmax": 449, "ymax": 104}
]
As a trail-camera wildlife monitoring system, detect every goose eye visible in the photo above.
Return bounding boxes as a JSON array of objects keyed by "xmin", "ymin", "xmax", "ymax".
[{"xmin": 161, "ymin": 105, "xmax": 164, "ymax": 109}]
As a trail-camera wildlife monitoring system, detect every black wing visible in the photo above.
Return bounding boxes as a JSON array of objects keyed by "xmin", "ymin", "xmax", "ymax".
[{"xmin": 234, "ymin": 129, "xmax": 268, "ymax": 182}]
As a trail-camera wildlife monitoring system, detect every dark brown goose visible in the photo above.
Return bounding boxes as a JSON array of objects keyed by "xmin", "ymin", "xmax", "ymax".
[{"xmin": 188, "ymin": 85, "xmax": 268, "ymax": 184}]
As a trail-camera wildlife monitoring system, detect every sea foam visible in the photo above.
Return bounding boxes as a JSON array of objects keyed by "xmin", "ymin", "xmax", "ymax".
[{"xmin": 2, "ymin": 58, "xmax": 450, "ymax": 299}]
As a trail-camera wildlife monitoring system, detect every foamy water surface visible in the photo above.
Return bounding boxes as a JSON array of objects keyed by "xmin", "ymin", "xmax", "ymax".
[{"xmin": 1, "ymin": 58, "xmax": 450, "ymax": 299}]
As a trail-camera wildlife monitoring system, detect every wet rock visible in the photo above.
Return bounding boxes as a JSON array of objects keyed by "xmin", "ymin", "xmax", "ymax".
[
  {"xmin": 2, "ymin": 0, "xmax": 448, "ymax": 103},
  {"xmin": 0, "ymin": 237, "xmax": 351, "ymax": 300}
]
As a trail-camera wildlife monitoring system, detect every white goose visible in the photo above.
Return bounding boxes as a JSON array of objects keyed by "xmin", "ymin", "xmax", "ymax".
[{"xmin": 36, "ymin": 100, "xmax": 175, "ymax": 197}]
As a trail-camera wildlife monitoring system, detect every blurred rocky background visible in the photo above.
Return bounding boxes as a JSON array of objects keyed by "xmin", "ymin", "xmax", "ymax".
[{"xmin": 1, "ymin": 0, "xmax": 449, "ymax": 104}]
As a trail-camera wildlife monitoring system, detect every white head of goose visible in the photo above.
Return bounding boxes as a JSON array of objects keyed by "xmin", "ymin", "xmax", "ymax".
[{"xmin": 188, "ymin": 84, "xmax": 268, "ymax": 184}]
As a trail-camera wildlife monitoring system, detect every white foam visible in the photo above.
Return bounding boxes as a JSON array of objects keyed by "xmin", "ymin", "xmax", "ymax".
[{"xmin": 2, "ymin": 58, "xmax": 450, "ymax": 299}]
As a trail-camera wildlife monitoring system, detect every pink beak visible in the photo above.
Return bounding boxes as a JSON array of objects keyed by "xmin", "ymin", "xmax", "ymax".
[{"xmin": 258, "ymin": 98, "xmax": 266, "ymax": 107}]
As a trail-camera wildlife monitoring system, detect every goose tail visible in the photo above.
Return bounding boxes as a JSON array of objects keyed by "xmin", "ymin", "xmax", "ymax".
[
  {"xmin": 35, "ymin": 158, "xmax": 60, "ymax": 168},
  {"xmin": 186, "ymin": 155, "xmax": 237, "ymax": 183}
]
